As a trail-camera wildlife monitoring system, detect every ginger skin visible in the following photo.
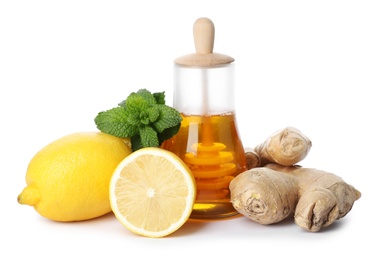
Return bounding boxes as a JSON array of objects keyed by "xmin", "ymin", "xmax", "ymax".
[
  {"xmin": 230, "ymin": 164, "xmax": 361, "ymax": 232},
  {"xmin": 230, "ymin": 167, "xmax": 298, "ymax": 225},
  {"xmin": 232, "ymin": 126, "xmax": 361, "ymax": 232},
  {"xmin": 245, "ymin": 126, "xmax": 312, "ymax": 168}
]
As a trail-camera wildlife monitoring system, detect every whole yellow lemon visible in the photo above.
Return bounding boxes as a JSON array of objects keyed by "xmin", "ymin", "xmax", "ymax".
[{"xmin": 17, "ymin": 132, "xmax": 132, "ymax": 222}]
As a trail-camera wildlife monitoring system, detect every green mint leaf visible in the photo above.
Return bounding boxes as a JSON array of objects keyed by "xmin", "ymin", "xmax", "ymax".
[
  {"xmin": 95, "ymin": 88, "xmax": 182, "ymax": 152},
  {"xmin": 158, "ymin": 124, "xmax": 181, "ymax": 144},
  {"xmin": 94, "ymin": 107, "xmax": 139, "ymax": 138},
  {"xmin": 130, "ymin": 135, "xmax": 143, "ymax": 151},
  {"xmin": 118, "ymin": 89, "xmax": 155, "ymax": 108},
  {"xmin": 153, "ymin": 91, "xmax": 165, "ymax": 105},
  {"xmin": 118, "ymin": 99, "xmax": 127, "ymax": 107},
  {"xmin": 136, "ymin": 89, "xmax": 157, "ymax": 105},
  {"xmin": 139, "ymin": 125, "xmax": 159, "ymax": 148},
  {"xmin": 153, "ymin": 104, "xmax": 182, "ymax": 133},
  {"xmin": 124, "ymin": 95, "xmax": 160, "ymax": 126},
  {"xmin": 147, "ymin": 106, "xmax": 159, "ymax": 123},
  {"xmin": 125, "ymin": 92, "xmax": 150, "ymax": 112}
]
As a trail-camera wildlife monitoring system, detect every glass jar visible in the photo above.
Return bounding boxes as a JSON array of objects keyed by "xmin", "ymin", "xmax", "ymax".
[{"xmin": 162, "ymin": 17, "xmax": 247, "ymax": 219}]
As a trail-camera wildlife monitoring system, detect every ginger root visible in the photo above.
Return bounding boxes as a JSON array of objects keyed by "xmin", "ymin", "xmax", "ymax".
[
  {"xmin": 245, "ymin": 126, "xmax": 312, "ymax": 168},
  {"xmin": 230, "ymin": 164, "xmax": 361, "ymax": 231},
  {"xmin": 230, "ymin": 167, "xmax": 298, "ymax": 225},
  {"xmin": 231, "ymin": 126, "xmax": 361, "ymax": 232}
]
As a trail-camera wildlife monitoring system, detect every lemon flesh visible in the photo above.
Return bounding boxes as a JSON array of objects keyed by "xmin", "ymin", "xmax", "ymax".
[{"xmin": 109, "ymin": 147, "xmax": 196, "ymax": 238}]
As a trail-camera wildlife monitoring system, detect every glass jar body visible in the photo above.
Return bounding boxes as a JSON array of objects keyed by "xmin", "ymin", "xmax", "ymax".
[{"xmin": 162, "ymin": 63, "xmax": 247, "ymax": 219}]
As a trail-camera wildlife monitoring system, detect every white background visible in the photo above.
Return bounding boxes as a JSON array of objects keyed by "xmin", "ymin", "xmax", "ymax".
[{"xmin": 1, "ymin": 0, "xmax": 377, "ymax": 259}]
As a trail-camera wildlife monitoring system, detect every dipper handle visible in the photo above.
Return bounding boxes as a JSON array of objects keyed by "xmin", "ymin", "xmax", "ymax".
[{"xmin": 193, "ymin": 17, "xmax": 215, "ymax": 54}]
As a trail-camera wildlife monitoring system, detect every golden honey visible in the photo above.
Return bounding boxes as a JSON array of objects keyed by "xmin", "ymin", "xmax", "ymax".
[{"xmin": 162, "ymin": 112, "xmax": 247, "ymax": 219}]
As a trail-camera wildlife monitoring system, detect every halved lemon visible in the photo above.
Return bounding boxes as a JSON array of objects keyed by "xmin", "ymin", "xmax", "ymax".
[{"xmin": 109, "ymin": 147, "xmax": 196, "ymax": 238}]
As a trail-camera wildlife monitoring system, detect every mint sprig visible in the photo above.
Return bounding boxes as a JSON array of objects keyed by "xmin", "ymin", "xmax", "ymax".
[{"xmin": 94, "ymin": 89, "xmax": 182, "ymax": 151}]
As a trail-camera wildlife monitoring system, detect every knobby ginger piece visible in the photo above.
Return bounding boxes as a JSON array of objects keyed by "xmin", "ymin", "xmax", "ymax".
[
  {"xmin": 246, "ymin": 126, "xmax": 312, "ymax": 168},
  {"xmin": 230, "ymin": 167, "xmax": 298, "ymax": 225},
  {"xmin": 230, "ymin": 164, "xmax": 361, "ymax": 232}
]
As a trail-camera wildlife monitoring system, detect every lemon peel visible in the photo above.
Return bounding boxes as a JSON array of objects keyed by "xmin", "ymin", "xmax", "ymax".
[
  {"xmin": 17, "ymin": 132, "xmax": 132, "ymax": 222},
  {"xmin": 18, "ymin": 185, "xmax": 40, "ymax": 206}
]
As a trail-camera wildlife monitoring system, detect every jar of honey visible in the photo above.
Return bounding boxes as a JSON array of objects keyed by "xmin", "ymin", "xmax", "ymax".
[{"xmin": 162, "ymin": 17, "xmax": 247, "ymax": 219}]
